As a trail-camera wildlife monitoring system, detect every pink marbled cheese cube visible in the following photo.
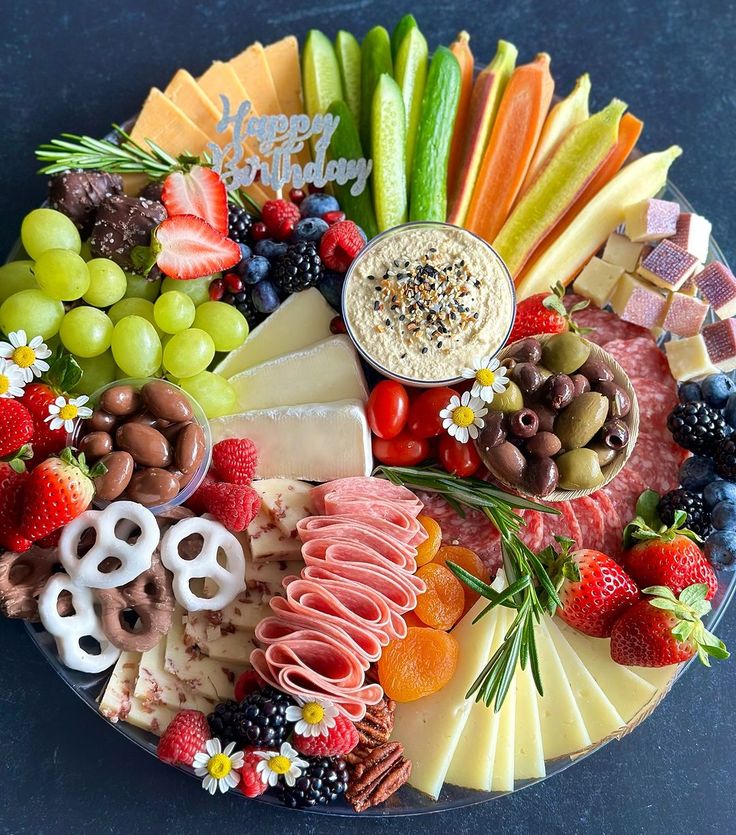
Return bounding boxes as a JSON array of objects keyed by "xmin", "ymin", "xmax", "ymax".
[
  {"xmin": 610, "ymin": 273, "xmax": 667, "ymax": 328},
  {"xmin": 702, "ymin": 319, "xmax": 736, "ymax": 372},
  {"xmin": 670, "ymin": 212, "xmax": 712, "ymax": 263},
  {"xmin": 661, "ymin": 293, "xmax": 709, "ymax": 337},
  {"xmin": 696, "ymin": 262, "xmax": 736, "ymax": 319},
  {"xmin": 637, "ymin": 240, "xmax": 699, "ymax": 290},
  {"xmin": 624, "ymin": 198, "xmax": 680, "ymax": 242}
]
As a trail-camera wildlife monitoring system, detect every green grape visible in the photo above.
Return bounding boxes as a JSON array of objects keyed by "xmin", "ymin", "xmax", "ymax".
[
  {"xmin": 193, "ymin": 301, "xmax": 249, "ymax": 352},
  {"xmin": 83, "ymin": 259, "xmax": 127, "ymax": 308},
  {"xmin": 162, "ymin": 328, "xmax": 215, "ymax": 378},
  {"xmin": 79, "ymin": 240, "xmax": 93, "ymax": 261},
  {"xmin": 111, "ymin": 315, "xmax": 162, "ymax": 377},
  {"xmin": 178, "ymin": 371, "xmax": 237, "ymax": 419},
  {"xmin": 124, "ymin": 272, "xmax": 161, "ymax": 301},
  {"xmin": 108, "ymin": 297, "xmax": 156, "ymax": 326},
  {"xmin": 162, "ymin": 275, "xmax": 213, "ymax": 306},
  {"xmin": 21, "ymin": 208, "xmax": 81, "ymax": 259},
  {"xmin": 0, "ymin": 289, "xmax": 65, "ymax": 339},
  {"xmin": 34, "ymin": 249, "xmax": 90, "ymax": 301},
  {"xmin": 60, "ymin": 307, "xmax": 113, "ymax": 358},
  {"xmin": 0, "ymin": 261, "xmax": 37, "ymax": 304},
  {"xmin": 154, "ymin": 291, "xmax": 196, "ymax": 334},
  {"xmin": 72, "ymin": 350, "xmax": 119, "ymax": 395}
]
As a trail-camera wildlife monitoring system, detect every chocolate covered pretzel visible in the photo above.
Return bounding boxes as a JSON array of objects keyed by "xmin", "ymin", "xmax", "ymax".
[{"xmin": 0, "ymin": 547, "xmax": 63, "ymax": 621}]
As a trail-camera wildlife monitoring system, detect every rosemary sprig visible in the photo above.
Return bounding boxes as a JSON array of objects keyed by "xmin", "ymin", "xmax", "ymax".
[{"xmin": 375, "ymin": 465, "xmax": 562, "ymax": 711}]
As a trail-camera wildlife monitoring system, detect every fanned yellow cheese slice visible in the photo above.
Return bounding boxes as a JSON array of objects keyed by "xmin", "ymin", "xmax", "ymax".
[
  {"xmin": 489, "ymin": 606, "xmax": 516, "ymax": 793},
  {"xmin": 198, "ymin": 61, "xmax": 250, "ymax": 113},
  {"xmin": 514, "ymin": 650, "xmax": 546, "ymax": 780},
  {"xmin": 230, "ymin": 42, "xmax": 281, "ymax": 120}
]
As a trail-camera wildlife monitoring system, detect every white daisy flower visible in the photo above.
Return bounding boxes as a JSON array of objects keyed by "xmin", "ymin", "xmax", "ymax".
[
  {"xmin": 285, "ymin": 696, "xmax": 339, "ymax": 738},
  {"xmin": 0, "ymin": 330, "xmax": 51, "ymax": 382},
  {"xmin": 439, "ymin": 391, "xmax": 488, "ymax": 444},
  {"xmin": 0, "ymin": 358, "xmax": 26, "ymax": 399},
  {"xmin": 45, "ymin": 394, "xmax": 93, "ymax": 433},
  {"xmin": 192, "ymin": 738, "xmax": 244, "ymax": 795},
  {"xmin": 461, "ymin": 355, "xmax": 509, "ymax": 403},
  {"xmin": 255, "ymin": 742, "xmax": 308, "ymax": 788}
]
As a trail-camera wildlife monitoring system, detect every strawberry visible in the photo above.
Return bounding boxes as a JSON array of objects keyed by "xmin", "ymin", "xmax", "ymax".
[
  {"xmin": 0, "ymin": 464, "xmax": 31, "ymax": 552},
  {"xmin": 0, "ymin": 399, "xmax": 34, "ymax": 472},
  {"xmin": 261, "ymin": 199, "xmax": 300, "ymax": 240},
  {"xmin": 543, "ymin": 537, "xmax": 639, "ymax": 637},
  {"xmin": 192, "ymin": 481, "xmax": 261, "ymax": 532},
  {"xmin": 160, "ymin": 166, "xmax": 229, "ymax": 236},
  {"xmin": 154, "ymin": 215, "xmax": 241, "ymax": 280},
  {"xmin": 20, "ymin": 448, "xmax": 102, "ymax": 541},
  {"xmin": 21, "ymin": 383, "xmax": 67, "ymax": 464},
  {"xmin": 238, "ymin": 747, "xmax": 270, "ymax": 798},
  {"xmin": 319, "ymin": 220, "xmax": 366, "ymax": 272},
  {"xmin": 212, "ymin": 438, "xmax": 258, "ymax": 485},
  {"xmin": 610, "ymin": 584, "xmax": 729, "ymax": 668},
  {"xmin": 292, "ymin": 713, "xmax": 359, "ymax": 757},
  {"xmin": 157, "ymin": 709, "xmax": 211, "ymax": 766},
  {"xmin": 507, "ymin": 282, "xmax": 589, "ymax": 344},
  {"xmin": 622, "ymin": 490, "xmax": 718, "ymax": 600}
]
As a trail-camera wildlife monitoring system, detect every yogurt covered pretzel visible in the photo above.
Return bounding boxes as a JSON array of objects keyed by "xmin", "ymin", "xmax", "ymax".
[{"xmin": 160, "ymin": 516, "xmax": 246, "ymax": 611}]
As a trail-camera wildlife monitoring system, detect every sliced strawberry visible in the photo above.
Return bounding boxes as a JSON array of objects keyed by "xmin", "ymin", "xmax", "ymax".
[
  {"xmin": 154, "ymin": 215, "xmax": 241, "ymax": 281},
  {"xmin": 160, "ymin": 166, "xmax": 229, "ymax": 235}
]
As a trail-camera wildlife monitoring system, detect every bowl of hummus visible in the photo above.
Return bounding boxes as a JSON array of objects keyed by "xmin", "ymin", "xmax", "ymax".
[{"xmin": 342, "ymin": 222, "xmax": 516, "ymax": 386}]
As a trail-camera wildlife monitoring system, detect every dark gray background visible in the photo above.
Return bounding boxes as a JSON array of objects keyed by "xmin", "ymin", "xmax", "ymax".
[{"xmin": 1, "ymin": 0, "xmax": 735, "ymax": 832}]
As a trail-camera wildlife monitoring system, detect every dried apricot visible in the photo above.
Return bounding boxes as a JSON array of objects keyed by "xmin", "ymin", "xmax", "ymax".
[
  {"xmin": 415, "ymin": 515, "xmax": 442, "ymax": 566},
  {"xmin": 433, "ymin": 545, "xmax": 490, "ymax": 614},
  {"xmin": 402, "ymin": 609, "xmax": 427, "ymax": 629},
  {"xmin": 413, "ymin": 562, "xmax": 465, "ymax": 630},
  {"xmin": 377, "ymin": 627, "xmax": 459, "ymax": 701}
]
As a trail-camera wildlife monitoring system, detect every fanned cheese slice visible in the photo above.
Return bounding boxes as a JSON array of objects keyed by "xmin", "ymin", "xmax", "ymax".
[
  {"xmin": 264, "ymin": 37, "xmax": 307, "ymax": 125},
  {"xmin": 134, "ymin": 633, "xmax": 214, "ymax": 713},
  {"xmin": 246, "ymin": 505, "xmax": 304, "ymax": 563},
  {"xmin": 99, "ymin": 650, "xmax": 140, "ymax": 721},
  {"xmin": 489, "ymin": 606, "xmax": 516, "ymax": 792},
  {"xmin": 184, "ymin": 611, "xmax": 256, "ymax": 666},
  {"xmin": 130, "ymin": 88, "xmax": 212, "ymax": 158},
  {"xmin": 252, "ymin": 478, "xmax": 314, "ymax": 537},
  {"xmin": 126, "ymin": 698, "xmax": 176, "ymax": 736},
  {"xmin": 624, "ymin": 661, "xmax": 680, "ymax": 692},
  {"xmin": 198, "ymin": 61, "xmax": 249, "ymax": 112},
  {"xmin": 514, "ymin": 652, "xmax": 546, "ymax": 780}
]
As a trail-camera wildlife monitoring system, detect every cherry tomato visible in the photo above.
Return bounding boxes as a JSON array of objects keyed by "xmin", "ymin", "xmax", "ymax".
[
  {"xmin": 438, "ymin": 434, "xmax": 481, "ymax": 477},
  {"xmin": 372, "ymin": 432, "xmax": 431, "ymax": 466},
  {"xmin": 366, "ymin": 380, "xmax": 410, "ymax": 439},
  {"xmin": 407, "ymin": 387, "xmax": 457, "ymax": 438}
]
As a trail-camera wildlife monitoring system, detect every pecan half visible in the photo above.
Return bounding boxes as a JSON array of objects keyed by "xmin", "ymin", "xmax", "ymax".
[
  {"xmin": 354, "ymin": 696, "xmax": 396, "ymax": 749},
  {"xmin": 345, "ymin": 741, "xmax": 412, "ymax": 813}
]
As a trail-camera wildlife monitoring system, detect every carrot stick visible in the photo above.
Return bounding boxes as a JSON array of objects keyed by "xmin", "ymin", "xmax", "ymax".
[
  {"xmin": 446, "ymin": 31, "xmax": 474, "ymax": 197},
  {"xmin": 465, "ymin": 54, "xmax": 554, "ymax": 243}
]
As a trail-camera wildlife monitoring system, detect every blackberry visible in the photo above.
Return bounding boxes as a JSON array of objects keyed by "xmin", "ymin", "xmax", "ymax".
[
  {"xmin": 227, "ymin": 204, "xmax": 254, "ymax": 244},
  {"xmin": 207, "ymin": 687, "xmax": 295, "ymax": 749},
  {"xmin": 666, "ymin": 401, "xmax": 728, "ymax": 456},
  {"xmin": 277, "ymin": 756, "xmax": 349, "ymax": 809},
  {"xmin": 272, "ymin": 241, "xmax": 323, "ymax": 294},
  {"xmin": 657, "ymin": 489, "xmax": 711, "ymax": 539},
  {"xmin": 223, "ymin": 288, "xmax": 260, "ymax": 327},
  {"xmin": 714, "ymin": 436, "xmax": 736, "ymax": 481}
]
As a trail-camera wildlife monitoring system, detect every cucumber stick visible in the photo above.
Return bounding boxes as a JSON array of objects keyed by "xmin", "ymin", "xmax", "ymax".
[
  {"xmin": 327, "ymin": 100, "xmax": 379, "ymax": 239},
  {"xmin": 394, "ymin": 26, "xmax": 428, "ymax": 184},
  {"xmin": 410, "ymin": 47, "xmax": 462, "ymax": 222},
  {"xmin": 390, "ymin": 13, "xmax": 417, "ymax": 60},
  {"xmin": 335, "ymin": 30, "xmax": 362, "ymax": 127},
  {"xmin": 371, "ymin": 74, "xmax": 407, "ymax": 231},
  {"xmin": 303, "ymin": 29, "xmax": 343, "ymax": 118},
  {"xmin": 360, "ymin": 26, "xmax": 393, "ymax": 153}
]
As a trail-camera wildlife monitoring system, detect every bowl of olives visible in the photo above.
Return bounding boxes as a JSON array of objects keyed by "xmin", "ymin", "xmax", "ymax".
[{"xmin": 475, "ymin": 332, "xmax": 639, "ymax": 501}]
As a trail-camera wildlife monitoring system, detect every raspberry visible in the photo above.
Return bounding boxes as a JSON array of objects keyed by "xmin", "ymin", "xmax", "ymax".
[
  {"xmin": 212, "ymin": 438, "xmax": 258, "ymax": 485},
  {"xmin": 157, "ymin": 709, "xmax": 211, "ymax": 766},
  {"xmin": 238, "ymin": 748, "xmax": 270, "ymax": 798},
  {"xmin": 292, "ymin": 713, "xmax": 359, "ymax": 757},
  {"xmin": 195, "ymin": 481, "xmax": 261, "ymax": 532},
  {"xmin": 261, "ymin": 199, "xmax": 300, "ymax": 237},
  {"xmin": 234, "ymin": 670, "xmax": 265, "ymax": 702},
  {"xmin": 184, "ymin": 468, "xmax": 217, "ymax": 514},
  {"xmin": 319, "ymin": 220, "xmax": 365, "ymax": 272}
]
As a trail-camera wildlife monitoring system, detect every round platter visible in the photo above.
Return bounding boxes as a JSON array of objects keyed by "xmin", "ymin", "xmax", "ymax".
[{"xmin": 13, "ymin": 175, "xmax": 735, "ymax": 816}]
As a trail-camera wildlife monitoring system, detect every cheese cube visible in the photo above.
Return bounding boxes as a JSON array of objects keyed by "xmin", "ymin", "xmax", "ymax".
[
  {"xmin": 252, "ymin": 478, "xmax": 314, "ymax": 536},
  {"xmin": 660, "ymin": 293, "xmax": 709, "ymax": 337},
  {"xmin": 572, "ymin": 256, "xmax": 624, "ymax": 308},
  {"xmin": 602, "ymin": 232, "xmax": 645, "ymax": 272},
  {"xmin": 664, "ymin": 335, "xmax": 716, "ymax": 381},
  {"xmin": 670, "ymin": 212, "xmax": 712, "ymax": 263},
  {"xmin": 247, "ymin": 506, "xmax": 303, "ymax": 563},
  {"xmin": 702, "ymin": 319, "xmax": 736, "ymax": 372},
  {"xmin": 624, "ymin": 198, "xmax": 680, "ymax": 242},
  {"xmin": 637, "ymin": 240, "xmax": 699, "ymax": 291},
  {"xmin": 610, "ymin": 273, "xmax": 667, "ymax": 328},
  {"xmin": 696, "ymin": 261, "xmax": 736, "ymax": 319}
]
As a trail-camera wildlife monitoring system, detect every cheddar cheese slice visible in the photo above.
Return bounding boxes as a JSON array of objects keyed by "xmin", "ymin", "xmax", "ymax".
[{"xmin": 130, "ymin": 88, "xmax": 211, "ymax": 158}]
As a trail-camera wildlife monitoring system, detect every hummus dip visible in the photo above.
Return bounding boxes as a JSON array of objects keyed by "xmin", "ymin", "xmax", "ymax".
[{"xmin": 342, "ymin": 222, "xmax": 516, "ymax": 385}]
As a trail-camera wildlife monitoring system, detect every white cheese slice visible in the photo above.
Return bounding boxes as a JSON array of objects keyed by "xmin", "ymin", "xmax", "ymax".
[
  {"xmin": 555, "ymin": 620, "xmax": 657, "ymax": 723},
  {"xmin": 545, "ymin": 616, "xmax": 625, "ymax": 744},
  {"xmin": 393, "ymin": 579, "xmax": 504, "ymax": 800},
  {"xmin": 514, "ymin": 653, "xmax": 546, "ymax": 780},
  {"xmin": 623, "ymin": 662, "xmax": 680, "ymax": 692},
  {"xmin": 536, "ymin": 617, "xmax": 591, "ymax": 760},
  {"xmin": 252, "ymin": 478, "xmax": 314, "ymax": 537},
  {"xmin": 126, "ymin": 698, "xmax": 176, "ymax": 736},
  {"xmin": 246, "ymin": 506, "xmax": 304, "ymax": 563},
  {"xmin": 209, "ymin": 399, "xmax": 372, "ymax": 482},
  {"xmin": 214, "ymin": 288, "xmax": 335, "ymax": 378},
  {"xmin": 228, "ymin": 335, "xmax": 368, "ymax": 412},
  {"xmin": 99, "ymin": 650, "xmax": 141, "ymax": 721},
  {"xmin": 489, "ymin": 606, "xmax": 516, "ymax": 793},
  {"xmin": 134, "ymin": 633, "xmax": 214, "ymax": 713},
  {"xmin": 184, "ymin": 611, "xmax": 256, "ymax": 666}
]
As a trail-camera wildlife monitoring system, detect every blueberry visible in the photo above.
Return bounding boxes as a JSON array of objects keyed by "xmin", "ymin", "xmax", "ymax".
[
  {"xmin": 705, "ymin": 530, "xmax": 736, "ymax": 571},
  {"xmin": 703, "ymin": 479, "xmax": 736, "ymax": 509},
  {"xmin": 300, "ymin": 193, "xmax": 340, "ymax": 219},
  {"xmin": 242, "ymin": 255, "xmax": 271, "ymax": 285},
  {"xmin": 292, "ymin": 217, "xmax": 329, "ymax": 243},
  {"xmin": 251, "ymin": 280, "xmax": 280, "ymax": 314},
  {"xmin": 679, "ymin": 456, "xmax": 717, "ymax": 493},
  {"xmin": 712, "ymin": 499, "xmax": 736, "ymax": 530},
  {"xmin": 724, "ymin": 393, "xmax": 736, "ymax": 429},
  {"xmin": 701, "ymin": 374, "xmax": 736, "ymax": 408},
  {"xmin": 678, "ymin": 381, "xmax": 702, "ymax": 403},
  {"xmin": 317, "ymin": 271, "xmax": 345, "ymax": 310},
  {"xmin": 254, "ymin": 238, "xmax": 288, "ymax": 259}
]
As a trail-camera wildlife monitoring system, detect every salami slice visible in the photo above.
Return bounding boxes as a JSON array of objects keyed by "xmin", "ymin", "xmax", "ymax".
[
  {"xmin": 625, "ymin": 433, "xmax": 682, "ymax": 497},
  {"xmin": 519, "ymin": 509, "xmax": 545, "ymax": 553},
  {"xmin": 537, "ymin": 503, "xmax": 572, "ymax": 550},
  {"xmin": 570, "ymin": 495, "xmax": 606, "ymax": 553},
  {"xmin": 590, "ymin": 489, "xmax": 622, "ymax": 558},
  {"xmin": 633, "ymin": 378, "xmax": 679, "ymax": 437},
  {"xmin": 564, "ymin": 295, "xmax": 653, "ymax": 345},
  {"xmin": 558, "ymin": 501, "xmax": 583, "ymax": 547},
  {"xmin": 603, "ymin": 336, "xmax": 670, "ymax": 382},
  {"xmin": 599, "ymin": 467, "xmax": 648, "ymax": 557}
]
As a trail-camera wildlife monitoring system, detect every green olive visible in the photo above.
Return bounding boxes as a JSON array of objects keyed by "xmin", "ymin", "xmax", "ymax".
[
  {"xmin": 541, "ymin": 332, "xmax": 591, "ymax": 375},
  {"xmin": 589, "ymin": 441, "xmax": 618, "ymax": 467},
  {"xmin": 556, "ymin": 448, "xmax": 605, "ymax": 490},
  {"xmin": 490, "ymin": 380, "xmax": 524, "ymax": 413},
  {"xmin": 554, "ymin": 392, "xmax": 609, "ymax": 450}
]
